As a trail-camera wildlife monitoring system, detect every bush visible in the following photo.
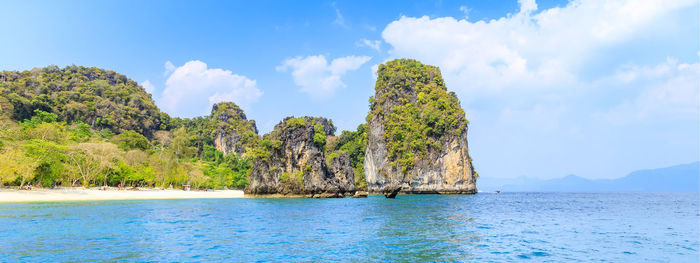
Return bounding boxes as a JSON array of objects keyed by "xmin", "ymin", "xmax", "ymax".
[
  {"xmin": 313, "ymin": 124, "xmax": 326, "ymax": 150},
  {"xmin": 113, "ymin": 130, "xmax": 151, "ymax": 151}
]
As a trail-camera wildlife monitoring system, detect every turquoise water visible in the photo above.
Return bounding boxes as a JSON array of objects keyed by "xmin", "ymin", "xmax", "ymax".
[{"xmin": 0, "ymin": 192, "xmax": 697, "ymax": 262}]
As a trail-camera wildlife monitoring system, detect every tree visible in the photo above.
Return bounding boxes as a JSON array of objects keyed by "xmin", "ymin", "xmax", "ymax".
[
  {"xmin": 113, "ymin": 130, "xmax": 151, "ymax": 151},
  {"xmin": 327, "ymin": 124, "xmax": 368, "ymax": 189},
  {"xmin": 67, "ymin": 142, "xmax": 123, "ymax": 187},
  {"xmin": 0, "ymin": 96, "xmax": 14, "ymax": 119},
  {"xmin": 24, "ymin": 109, "xmax": 58, "ymax": 127},
  {"xmin": 153, "ymin": 130, "xmax": 171, "ymax": 150},
  {"xmin": 186, "ymin": 163, "xmax": 208, "ymax": 189},
  {"xmin": 0, "ymin": 147, "xmax": 38, "ymax": 187},
  {"xmin": 26, "ymin": 122, "xmax": 66, "ymax": 142},
  {"xmin": 69, "ymin": 121, "xmax": 92, "ymax": 142},
  {"xmin": 170, "ymin": 127, "xmax": 195, "ymax": 160},
  {"xmin": 23, "ymin": 139, "xmax": 68, "ymax": 187},
  {"xmin": 0, "ymin": 116, "xmax": 23, "ymax": 147},
  {"xmin": 150, "ymin": 150, "xmax": 179, "ymax": 189},
  {"xmin": 120, "ymin": 149, "xmax": 149, "ymax": 186}
]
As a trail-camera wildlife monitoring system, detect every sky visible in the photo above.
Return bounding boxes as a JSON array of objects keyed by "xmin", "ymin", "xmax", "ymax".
[{"xmin": 1, "ymin": 0, "xmax": 698, "ymax": 180}]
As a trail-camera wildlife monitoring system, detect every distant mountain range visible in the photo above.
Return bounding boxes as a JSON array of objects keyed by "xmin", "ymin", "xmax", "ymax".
[{"xmin": 478, "ymin": 162, "xmax": 699, "ymax": 192}]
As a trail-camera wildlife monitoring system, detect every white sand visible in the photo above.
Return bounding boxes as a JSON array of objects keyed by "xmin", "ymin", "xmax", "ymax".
[{"xmin": 0, "ymin": 188, "xmax": 244, "ymax": 203}]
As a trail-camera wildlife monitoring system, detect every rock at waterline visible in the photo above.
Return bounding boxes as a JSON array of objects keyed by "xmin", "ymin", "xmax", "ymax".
[{"xmin": 244, "ymin": 116, "xmax": 356, "ymax": 197}]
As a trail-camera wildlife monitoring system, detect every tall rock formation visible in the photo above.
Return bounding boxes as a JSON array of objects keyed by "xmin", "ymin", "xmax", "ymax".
[
  {"xmin": 209, "ymin": 102, "xmax": 258, "ymax": 155},
  {"xmin": 245, "ymin": 117, "xmax": 356, "ymax": 197},
  {"xmin": 364, "ymin": 59, "xmax": 477, "ymax": 195}
]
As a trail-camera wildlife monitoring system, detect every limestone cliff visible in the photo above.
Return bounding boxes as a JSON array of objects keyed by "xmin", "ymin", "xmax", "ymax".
[
  {"xmin": 364, "ymin": 59, "xmax": 477, "ymax": 195},
  {"xmin": 244, "ymin": 117, "xmax": 356, "ymax": 197},
  {"xmin": 209, "ymin": 102, "xmax": 258, "ymax": 155}
]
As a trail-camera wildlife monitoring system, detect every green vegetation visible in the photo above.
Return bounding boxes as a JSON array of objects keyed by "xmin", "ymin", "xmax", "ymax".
[
  {"xmin": 252, "ymin": 117, "xmax": 334, "ymax": 165},
  {"xmin": 326, "ymin": 124, "xmax": 368, "ymax": 189},
  {"xmin": 0, "ymin": 60, "xmax": 472, "ymax": 190},
  {"xmin": 285, "ymin": 117, "xmax": 307, "ymax": 128},
  {"xmin": 368, "ymin": 59, "xmax": 468, "ymax": 175},
  {"xmin": 296, "ymin": 170, "xmax": 304, "ymax": 186},
  {"xmin": 114, "ymin": 130, "xmax": 151, "ymax": 151},
  {"xmin": 248, "ymin": 116, "xmax": 344, "ymax": 189},
  {"xmin": 1, "ymin": 65, "xmax": 163, "ymax": 136},
  {"xmin": 280, "ymin": 171, "xmax": 290, "ymax": 183},
  {"xmin": 202, "ymin": 152, "xmax": 252, "ymax": 189},
  {"xmin": 312, "ymin": 124, "xmax": 327, "ymax": 150},
  {"xmin": 279, "ymin": 169, "xmax": 303, "ymax": 187},
  {"xmin": 279, "ymin": 170, "xmax": 303, "ymax": 186},
  {"xmin": 0, "ymin": 66, "xmax": 254, "ymax": 189},
  {"xmin": 211, "ymin": 102, "xmax": 258, "ymax": 150}
]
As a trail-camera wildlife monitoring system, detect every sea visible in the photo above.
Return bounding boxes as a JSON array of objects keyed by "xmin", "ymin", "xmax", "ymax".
[{"xmin": 0, "ymin": 192, "xmax": 697, "ymax": 262}]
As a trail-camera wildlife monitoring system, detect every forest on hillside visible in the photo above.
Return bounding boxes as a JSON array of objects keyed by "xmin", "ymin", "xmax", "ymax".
[{"xmin": 0, "ymin": 66, "xmax": 254, "ymax": 189}]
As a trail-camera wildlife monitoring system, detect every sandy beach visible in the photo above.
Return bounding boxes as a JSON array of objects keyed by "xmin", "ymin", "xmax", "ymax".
[{"xmin": 0, "ymin": 188, "xmax": 245, "ymax": 203}]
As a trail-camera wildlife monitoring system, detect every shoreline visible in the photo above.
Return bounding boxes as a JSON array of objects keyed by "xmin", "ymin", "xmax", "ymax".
[
  {"xmin": 0, "ymin": 188, "xmax": 485, "ymax": 203},
  {"xmin": 0, "ymin": 187, "xmax": 244, "ymax": 203}
]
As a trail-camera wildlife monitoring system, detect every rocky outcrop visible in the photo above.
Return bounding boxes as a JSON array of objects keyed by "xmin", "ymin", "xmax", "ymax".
[
  {"xmin": 209, "ymin": 102, "xmax": 258, "ymax": 155},
  {"xmin": 364, "ymin": 59, "xmax": 477, "ymax": 195},
  {"xmin": 244, "ymin": 117, "xmax": 356, "ymax": 197},
  {"xmin": 352, "ymin": 191, "xmax": 368, "ymax": 198}
]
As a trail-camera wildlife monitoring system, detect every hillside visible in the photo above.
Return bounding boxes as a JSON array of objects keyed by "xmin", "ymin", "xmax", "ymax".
[
  {"xmin": 0, "ymin": 65, "xmax": 165, "ymax": 137},
  {"xmin": 0, "ymin": 65, "xmax": 258, "ymax": 189}
]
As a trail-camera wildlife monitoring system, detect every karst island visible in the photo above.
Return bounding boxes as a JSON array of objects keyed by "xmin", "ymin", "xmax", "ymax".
[{"xmin": 0, "ymin": 59, "xmax": 477, "ymax": 199}]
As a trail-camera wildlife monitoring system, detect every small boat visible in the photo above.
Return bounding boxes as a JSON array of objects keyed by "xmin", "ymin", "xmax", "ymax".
[{"xmin": 495, "ymin": 190, "xmax": 501, "ymax": 194}]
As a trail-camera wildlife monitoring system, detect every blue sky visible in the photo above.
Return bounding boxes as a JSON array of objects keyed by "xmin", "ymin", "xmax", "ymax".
[{"xmin": 1, "ymin": 0, "xmax": 698, "ymax": 180}]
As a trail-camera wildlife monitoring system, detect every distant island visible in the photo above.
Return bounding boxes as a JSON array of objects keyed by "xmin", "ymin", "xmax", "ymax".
[
  {"xmin": 478, "ymin": 162, "xmax": 699, "ymax": 192},
  {"xmin": 0, "ymin": 59, "xmax": 478, "ymax": 198}
]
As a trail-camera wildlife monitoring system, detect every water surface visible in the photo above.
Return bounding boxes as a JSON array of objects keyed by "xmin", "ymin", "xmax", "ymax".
[{"xmin": 0, "ymin": 192, "xmax": 697, "ymax": 262}]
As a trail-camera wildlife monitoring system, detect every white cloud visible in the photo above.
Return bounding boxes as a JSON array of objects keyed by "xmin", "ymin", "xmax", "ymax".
[
  {"xmin": 380, "ymin": 0, "xmax": 699, "ymax": 179},
  {"xmin": 382, "ymin": 0, "xmax": 696, "ymax": 99},
  {"xmin": 140, "ymin": 80, "xmax": 155, "ymax": 94},
  {"xmin": 459, "ymin": 6, "xmax": 471, "ymax": 19},
  {"xmin": 164, "ymin": 61, "xmax": 175, "ymax": 76},
  {"xmin": 356, "ymin": 38, "xmax": 381, "ymax": 51},
  {"xmin": 277, "ymin": 55, "xmax": 371, "ymax": 98},
  {"xmin": 159, "ymin": 60, "xmax": 262, "ymax": 118},
  {"xmin": 601, "ymin": 59, "xmax": 699, "ymax": 123},
  {"xmin": 518, "ymin": 0, "xmax": 537, "ymax": 14},
  {"xmin": 332, "ymin": 2, "xmax": 345, "ymax": 27}
]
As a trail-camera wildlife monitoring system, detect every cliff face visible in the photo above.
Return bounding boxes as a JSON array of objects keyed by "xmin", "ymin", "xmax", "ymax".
[
  {"xmin": 364, "ymin": 59, "xmax": 477, "ymax": 195},
  {"xmin": 244, "ymin": 117, "xmax": 355, "ymax": 197},
  {"xmin": 209, "ymin": 102, "xmax": 258, "ymax": 156}
]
